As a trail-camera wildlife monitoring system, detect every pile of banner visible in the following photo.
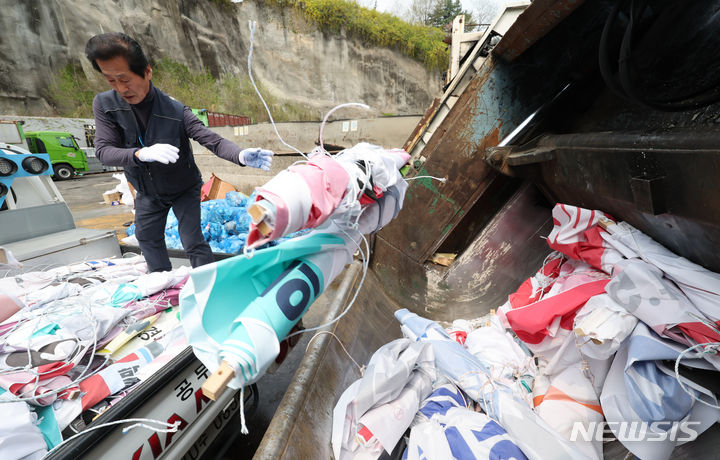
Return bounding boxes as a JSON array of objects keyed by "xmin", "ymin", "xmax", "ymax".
[
  {"xmin": 181, "ymin": 143, "xmax": 410, "ymax": 392},
  {"xmin": 0, "ymin": 256, "xmax": 190, "ymax": 458},
  {"xmin": 332, "ymin": 204, "xmax": 720, "ymax": 460}
]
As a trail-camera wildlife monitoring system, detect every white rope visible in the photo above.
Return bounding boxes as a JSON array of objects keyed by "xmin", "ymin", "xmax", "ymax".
[
  {"xmin": 306, "ymin": 331, "xmax": 364, "ymax": 375},
  {"xmin": 239, "ymin": 385, "xmax": 249, "ymax": 434},
  {"xmin": 247, "ymin": 21, "xmax": 306, "ymax": 158},
  {"xmin": 405, "ymin": 175, "xmax": 447, "ymax": 183},
  {"xmin": 283, "ymin": 225, "xmax": 370, "ymax": 340},
  {"xmin": 318, "ymin": 102, "xmax": 370, "ymax": 154},
  {"xmin": 44, "ymin": 418, "xmax": 180, "ymax": 457},
  {"xmin": 674, "ymin": 341, "xmax": 720, "ymax": 410},
  {"xmin": 0, "ymin": 292, "xmax": 110, "ymax": 404}
]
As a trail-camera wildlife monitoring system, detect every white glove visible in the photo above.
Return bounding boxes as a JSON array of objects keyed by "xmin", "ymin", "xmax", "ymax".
[
  {"xmin": 238, "ymin": 148, "xmax": 274, "ymax": 171},
  {"xmin": 136, "ymin": 144, "xmax": 179, "ymax": 164}
]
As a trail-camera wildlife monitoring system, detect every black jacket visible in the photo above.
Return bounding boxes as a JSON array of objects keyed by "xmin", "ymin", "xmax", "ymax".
[{"xmin": 94, "ymin": 87, "xmax": 202, "ymax": 197}]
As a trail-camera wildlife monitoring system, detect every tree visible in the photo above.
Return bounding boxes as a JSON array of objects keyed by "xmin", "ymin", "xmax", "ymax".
[
  {"xmin": 472, "ymin": 0, "xmax": 503, "ymax": 24},
  {"xmin": 404, "ymin": 0, "xmax": 436, "ymax": 25},
  {"xmin": 428, "ymin": 0, "xmax": 465, "ymax": 28},
  {"xmin": 398, "ymin": 0, "xmax": 473, "ymax": 28}
]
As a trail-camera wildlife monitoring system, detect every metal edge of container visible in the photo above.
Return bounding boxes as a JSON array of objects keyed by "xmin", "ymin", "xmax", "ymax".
[
  {"xmin": 254, "ymin": 262, "xmax": 362, "ymax": 458},
  {"xmin": 47, "ymin": 347, "xmax": 198, "ymax": 459}
]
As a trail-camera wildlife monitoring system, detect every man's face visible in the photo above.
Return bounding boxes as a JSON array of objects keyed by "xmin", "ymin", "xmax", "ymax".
[{"xmin": 95, "ymin": 55, "xmax": 152, "ymax": 105}]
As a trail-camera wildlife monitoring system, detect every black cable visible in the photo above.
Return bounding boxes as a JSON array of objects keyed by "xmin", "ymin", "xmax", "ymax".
[
  {"xmin": 598, "ymin": 0, "xmax": 625, "ymax": 99},
  {"xmin": 599, "ymin": 0, "xmax": 720, "ymax": 111},
  {"xmin": 617, "ymin": 0, "xmax": 649, "ymax": 104}
]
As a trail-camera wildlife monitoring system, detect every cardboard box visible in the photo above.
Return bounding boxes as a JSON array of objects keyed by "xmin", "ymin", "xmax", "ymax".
[
  {"xmin": 201, "ymin": 173, "xmax": 238, "ymax": 201},
  {"xmin": 103, "ymin": 191, "xmax": 122, "ymax": 204}
]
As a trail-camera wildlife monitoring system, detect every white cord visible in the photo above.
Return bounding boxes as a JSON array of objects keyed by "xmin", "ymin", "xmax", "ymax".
[
  {"xmin": 318, "ymin": 102, "xmax": 370, "ymax": 154},
  {"xmin": 44, "ymin": 418, "xmax": 180, "ymax": 456},
  {"xmin": 673, "ymin": 341, "xmax": 720, "ymax": 409},
  {"xmin": 0, "ymin": 255, "xmax": 149, "ymax": 403},
  {"xmin": 247, "ymin": 21, "xmax": 306, "ymax": 158},
  {"xmin": 242, "ymin": 244, "xmax": 256, "ymax": 259},
  {"xmin": 239, "ymin": 385, "xmax": 249, "ymax": 434},
  {"xmin": 405, "ymin": 175, "xmax": 447, "ymax": 183},
  {"xmin": 0, "ymin": 291, "xmax": 110, "ymax": 404},
  {"xmin": 306, "ymin": 331, "xmax": 364, "ymax": 375},
  {"xmin": 283, "ymin": 225, "xmax": 369, "ymax": 340}
]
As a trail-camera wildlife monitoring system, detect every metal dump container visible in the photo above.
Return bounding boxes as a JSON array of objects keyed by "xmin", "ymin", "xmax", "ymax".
[{"xmin": 256, "ymin": 0, "xmax": 720, "ymax": 458}]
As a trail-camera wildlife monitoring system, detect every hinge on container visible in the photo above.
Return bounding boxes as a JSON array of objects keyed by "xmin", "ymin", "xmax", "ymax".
[{"xmin": 484, "ymin": 143, "xmax": 555, "ymax": 176}]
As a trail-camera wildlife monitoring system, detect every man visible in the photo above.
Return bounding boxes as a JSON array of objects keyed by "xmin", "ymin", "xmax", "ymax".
[{"xmin": 85, "ymin": 32, "xmax": 273, "ymax": 272}]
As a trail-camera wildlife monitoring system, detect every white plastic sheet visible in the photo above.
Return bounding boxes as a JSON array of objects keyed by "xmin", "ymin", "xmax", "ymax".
[
  {"xmin": 600, "ymin": 322, "xmax": 720, "ymax": 460},
  {"xmin": 331, "ymin": 339, "xmax": 436, "ymax": 459}
]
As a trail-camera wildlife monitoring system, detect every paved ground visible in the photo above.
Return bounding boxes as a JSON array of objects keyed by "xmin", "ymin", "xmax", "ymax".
[{"xmin": 54, "ymin": 171, "xmax": 135, "ymax": 242}]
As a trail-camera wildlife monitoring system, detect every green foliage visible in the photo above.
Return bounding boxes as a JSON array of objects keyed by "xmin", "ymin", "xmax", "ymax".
[
  {"xmin": 46, "ymin": 63, "xmax": 101, "ymax": 118},
  {"xmin": 214, "ymin": 72, "xmax": 319, "ymax": 122},
  {"xmin": 428, "ymin": 0, "xmax": 465, "ymax": 28},
  {"xmin": 152, "ymin": 58, "xmax": 220, "ymax": 109},
  {"xmin": 46, "ymin": 58, "xmax": 318, "ymax": 121},
  {"xmin": 265, "ymin": 0, "xmax": 448, "ymax": 70},
  {"xmin": 43, "ymin": 1, "xmax": 447, "ymax": 118}
]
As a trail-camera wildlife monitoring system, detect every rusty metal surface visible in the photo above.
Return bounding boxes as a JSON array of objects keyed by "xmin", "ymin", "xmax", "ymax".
[
  {"xmin": 517, "ymin": 131, "xmax": 720, "ymax": 272},
  {"xmin": 493, "ymin": 0, "xmax": 586, "ymax": 62},
  {"xmin": 402, "ymin": 97, "xmax": 441, "ymax": 153},
  {"xmin": 379, "ymin": 62, "xmax": 569, "ymax": 263},
  {"xmin": 373, "ymin": 184, "xmax": 553, "ymax": 317},
  {"xmin": 378, "ymin": 0, "xmax": 610, "ymax": 266}
]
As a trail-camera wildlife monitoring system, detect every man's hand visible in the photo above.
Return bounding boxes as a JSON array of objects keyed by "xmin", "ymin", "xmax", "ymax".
[
  {"xmin": 136, "ymin": 144, "xmax": 179, "ymax": 164},
  {"xmin": 238, "ymin": 148, "xmax": 274, "ymax": 171}
]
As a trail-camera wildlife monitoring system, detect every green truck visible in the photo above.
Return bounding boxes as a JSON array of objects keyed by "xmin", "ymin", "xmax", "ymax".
[{"xmin": 24, "ymin": 130, "xmax": 89, "ymax": 180}]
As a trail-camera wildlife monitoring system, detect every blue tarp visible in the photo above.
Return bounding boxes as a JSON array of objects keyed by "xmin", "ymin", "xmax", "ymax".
[{"xmin": 126, "ymin": 191, "xmax": 304, "ymax": 254}]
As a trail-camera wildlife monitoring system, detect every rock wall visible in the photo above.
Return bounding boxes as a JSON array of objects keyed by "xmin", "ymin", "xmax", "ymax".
[{"xmin": 0, "ymin": 0, "xmax": 442, "ymax": 117}]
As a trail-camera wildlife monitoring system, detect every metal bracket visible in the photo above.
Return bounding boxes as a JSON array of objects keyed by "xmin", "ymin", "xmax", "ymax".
[
  {"xmin": 485, "ymin": 143, "xmax": 555, "ymax": 176},
  {"xmin": 630, "ymin": 176, "xmax": 666, "ymax": 215}
]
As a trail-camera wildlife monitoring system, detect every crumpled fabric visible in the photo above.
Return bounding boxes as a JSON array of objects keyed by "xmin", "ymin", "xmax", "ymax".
[
  {"xmin": 395, "ymin": 309, "xmax": 584, "ymax": 460},
  {"xmin": 573, "ymin": 293, "xmax": 638, "ymax": 360},
  {"xmin": 533, "ymin": 339, "xmax": 605, "ymax": 460},
  {"xmin": 499, "ymin": 258, "xmax": 610, "ymax": 348},
  {"xmin": 606, "ymin": 259, "xmax": 720, "ymax": 369},
  {"xmin": 463, "ymin": 315, "xmax": 535, "ymax": 404},
  {"xmin": 546, "ymin": 204, "xmax": 623, "ymax": 274},
  {"xmin": 405, "ymin": 406, "xmax": 528, "ymax": 460},
  {"xmin": 246, "ymin": 143, "xmax": 409, "ymax": 249},
  {"xmin": 602, "ymin": 221, "xmax": 720, "ymax": 344},
  {"xmin": 331, "ymin": 339, "xmax": 436, "ymax": 459},
  {"xmin": 600, "ymin": 322, "xmax": 720, "ymax": 460},
  {"xmin": 0, "ymin": 255, "xmax": 192, "ymax": 447},
  {"xmin": 0, "ymin": 399, "xmax": 47, "ymax": 460}
]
